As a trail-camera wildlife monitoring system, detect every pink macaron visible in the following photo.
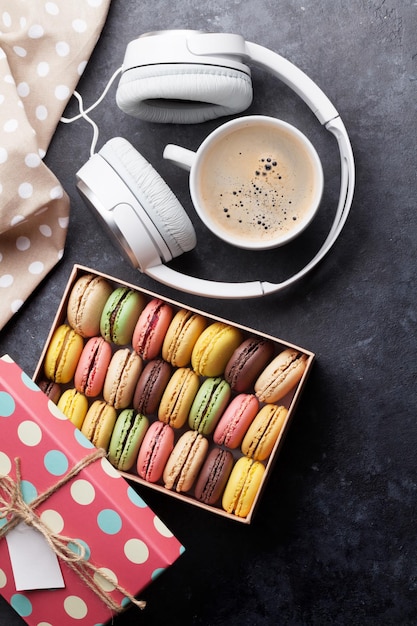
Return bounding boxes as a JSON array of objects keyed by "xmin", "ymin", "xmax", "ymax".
[
  {"xmin": 136, "ymin": 421, "xmax": 175, "ymax": 483},
  {"xmin": 132, "ymin": 298, "xmax": 174, "ymax": 360},
  {"xmin": 213, "ymin": 393, "xmax": 259, "ymax": 449},
  {"xmin": 74, "ymin": 336, "xmax": 112, "ymax": 397}
]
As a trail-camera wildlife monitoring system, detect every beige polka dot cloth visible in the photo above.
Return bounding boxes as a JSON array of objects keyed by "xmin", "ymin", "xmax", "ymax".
[{"xmin": 0, "ymin": 0, "xmax": 111, "ymax": 330}]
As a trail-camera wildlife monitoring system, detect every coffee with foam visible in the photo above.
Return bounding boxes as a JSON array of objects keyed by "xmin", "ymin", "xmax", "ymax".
[
  {"xmin": 163, "ymin": 116, "xmax": 323, "ymax": 250},
  {"xmin": 195, "ymin": 118, "xmax": 322, "ymax": 248}
]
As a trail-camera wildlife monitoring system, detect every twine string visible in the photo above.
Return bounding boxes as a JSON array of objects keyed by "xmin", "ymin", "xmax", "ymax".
[{"xmin": 0, "ymin": 452, "xmax": 146, "ymax": 613}]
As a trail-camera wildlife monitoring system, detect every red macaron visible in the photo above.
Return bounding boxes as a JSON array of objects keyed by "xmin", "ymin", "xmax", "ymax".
[
  {"xmin": 136, "ymin": 421, "xmax": 175, "ymax": 483},
  {"xmin": 213, "ymin": 393, "xmax": 259, "ymax": 449},
  {"xmin": 74, "ymin": 336, "xmax": 112, "ymax": 397},
  {"xmin": 132, "ymin": 298, "xmax": 174, "ymax": 360}
]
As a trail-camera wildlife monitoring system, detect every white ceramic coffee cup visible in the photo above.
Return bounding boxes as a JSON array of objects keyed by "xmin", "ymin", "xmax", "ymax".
[{"xmin": 163, "ymin": 115, "xmax": 324, "ymax": 250}]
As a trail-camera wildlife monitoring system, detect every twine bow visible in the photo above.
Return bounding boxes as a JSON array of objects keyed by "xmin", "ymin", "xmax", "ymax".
[{"xmin": 0, "ymin": 451, "xmax": 146, "ymax": 613}]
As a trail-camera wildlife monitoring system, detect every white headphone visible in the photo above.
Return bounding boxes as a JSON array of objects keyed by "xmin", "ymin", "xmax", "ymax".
[{"xmin": 76, "ymin": 30, "xmax": 355, "ymax": 299}]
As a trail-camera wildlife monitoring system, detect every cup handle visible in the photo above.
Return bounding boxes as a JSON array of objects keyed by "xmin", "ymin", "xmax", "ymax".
[{"xmin": 163, "ymin": 144, "xmax": 196, "ymax": 172}]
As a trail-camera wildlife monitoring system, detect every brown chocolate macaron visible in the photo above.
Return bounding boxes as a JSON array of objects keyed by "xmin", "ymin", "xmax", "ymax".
[
  {"xmin": 133, "ymin": 358, "xmax": 172, "ymax": 416},
  {"xmin": 38, "ymin": 379, "xmax": 61, "ymax": 404},
  {"xmin": 225, "ymin": 337, "xmax": 274, "ymax": 392},
  {"xmin": 194, "ymin": 447, "xmax": 234, "ymax": 506}
]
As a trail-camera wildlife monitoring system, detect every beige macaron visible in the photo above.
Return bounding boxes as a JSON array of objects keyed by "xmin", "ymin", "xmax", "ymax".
[
  {"xmin": 163, "ymin": 430, "xmax": 209, "ymax": 493},
  {"xmin": 254, "ymin": 348, "xmax": 308, "ymax": 403},
  {"xmin": 67, "ymin": 274, "xmax": 112, "ymax": 338},
  {"xmin": 103, "ymin": 348, "xmax": 143, "ymax": 409}
]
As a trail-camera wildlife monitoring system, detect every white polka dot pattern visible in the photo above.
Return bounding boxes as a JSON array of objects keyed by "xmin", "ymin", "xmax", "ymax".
[
  {"xmin": 0, "ymin": 357, "xmax": 184, "ymax": 623},
  {"xmin": 0, "ymin": 1, "xmax": 111, "ymax": 330}
]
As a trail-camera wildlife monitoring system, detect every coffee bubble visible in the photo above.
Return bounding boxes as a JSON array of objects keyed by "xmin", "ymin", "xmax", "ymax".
[{"xmin": 196, "ymin": 125, "xmax": 317, "ymax": 247}]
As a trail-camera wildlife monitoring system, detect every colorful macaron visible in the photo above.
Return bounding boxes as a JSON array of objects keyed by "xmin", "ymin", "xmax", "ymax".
[
  {"xmin": 191, "ymin": 321, "xmax": 243, "ymax": 377},
  {"xmin": 67, "ymin": 273, "xmax": 113, "ymax": 338},
  {"xmin": 162, "ymin": 308, "xmax": 207, "ymax": 367},
  {"xmin": 222, "ymin": 456, "xmax": 265, "ymax": 518},
  {"xmin": 74, "ymin": 336, "xmax": 112, "ymax": 397},
  {"xmin": 241, "ymin": 404, "xmax": 288, "ymax": 461},
  {"xmin": 56, "ymin": 388, "xmax": 88, "ymax": 429},
  {"xmin": 81, "ymin": 400, "xmax": 117, "ymax": 450},
  {"xmin": 132, "ymin": 298, "xmax": 173, "ymax": 360},
  {"xmin": 213, "ymin": 393, "xmax": 259, "ymax": 449},
  {"xmin": 137, "ymin": 421, "xmax": 175, "ymax": 483},
  {"xmin": 38, "ymin": 380, "xmax": 61, "ymax": 404},
  {"xmin": 158, "ymin": 367, "xmax": 200, "ymax": 429},
  {"xmin": 100, "ymin": 287, "xmax": 145, "ymax": 345},
  {"xmin": 133, "ymin": 358, "xmax": 172, "ymax": 416},
  {"xmin": 163, "ymin": 430, "xmax": 209, "ymax": 493},
  {"xmin": 224, "ymin": 337, "xmax": 274, "ymax": 392},
  {"xmin": 103, "ymin": 348, "xmax": 143, "ymax": 409},
  {"xmin": 108, "ymin": 409, "xmax": 149, "ymax": 472},
  {"xmin": 188, "ymin": 377, "xmax": 231, "ymax": 436},
  {"xmin": 254, "ymin": 348, "xmax": 308, "ymax": 403},
  {"xmin": 44, "ymin": 324, "xmax": 84, "ymax": 384},
  {"xmin": 194, "ymin": 447, "xmax": 234, "ymax": 505}
]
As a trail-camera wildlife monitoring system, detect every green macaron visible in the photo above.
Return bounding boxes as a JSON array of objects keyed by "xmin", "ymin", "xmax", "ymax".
[
  {"xmin": 100, "ymin": 287, "xmax": 145, "ymax": 345},
  {"xmin": 188, "ymin": 377, "xmax": 231, "ymax": 435},
  {"xmin": 108, "ymin": 409, "xmax": 149, "ymax": 471}
]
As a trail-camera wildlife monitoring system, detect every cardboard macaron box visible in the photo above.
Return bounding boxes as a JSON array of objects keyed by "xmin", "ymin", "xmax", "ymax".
[{"xmin": 34, "ymin": 264, "xmax": 314, "ymax": 524}]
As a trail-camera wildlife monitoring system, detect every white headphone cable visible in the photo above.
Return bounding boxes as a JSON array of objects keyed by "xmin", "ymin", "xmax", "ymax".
[
  {"xmin": 60, "ymin": 66, "xmax": 123, "ymax": 123},
  {"xmin": 60, "ymin": 66, "xmax": 123, "ymax": 156}
]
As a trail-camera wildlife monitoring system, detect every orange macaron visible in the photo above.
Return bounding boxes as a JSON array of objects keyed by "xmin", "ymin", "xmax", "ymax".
[
  {"xmin": 158, "ymin": 367, "xmax": 200, "ymax": 429},
  {"xmin": 241, "ymin": 404, "xmax": 288, "ymax": 461},
  {"xmin": 81, "ymin": 400, "xmax": 117, "ymax": 450},
  {"xmin": 162, "ymin": 308, "xmax": 207, "ymax": 367}
]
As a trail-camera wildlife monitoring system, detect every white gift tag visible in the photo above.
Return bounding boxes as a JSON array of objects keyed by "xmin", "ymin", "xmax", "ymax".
[{"xmin": 6, "ymin": 522, "xmax": 65, "ymax": 590}]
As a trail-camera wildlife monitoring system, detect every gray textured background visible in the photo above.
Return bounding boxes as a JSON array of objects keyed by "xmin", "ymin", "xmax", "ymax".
[{"xmin": 0, "ymin": 1, "xmax": 416, "ymax": 624}]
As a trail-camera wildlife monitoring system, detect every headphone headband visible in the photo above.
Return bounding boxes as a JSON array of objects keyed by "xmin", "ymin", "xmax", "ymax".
[
  {"xmin": 121, "ymin": 30, "xmax": 251, "ymax": 74},
  {"xmin": 77, "ymin": 31, "xmax": 355, "ymax": 300}
]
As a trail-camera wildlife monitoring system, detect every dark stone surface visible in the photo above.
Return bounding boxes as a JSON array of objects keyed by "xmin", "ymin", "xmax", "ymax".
[{"xmin": 0, "ymin": 1, "xmax": 416, "ymax": 624}]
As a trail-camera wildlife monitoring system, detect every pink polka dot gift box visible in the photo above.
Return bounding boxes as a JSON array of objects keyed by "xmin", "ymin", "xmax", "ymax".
[{"xmin": 0, "ymin": 355, "xmax": 184, "ymax": 625}]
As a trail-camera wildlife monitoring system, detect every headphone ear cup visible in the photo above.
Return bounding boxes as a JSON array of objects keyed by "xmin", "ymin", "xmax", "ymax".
[
  {"xmin": 116, "ymin": 64, "xmax": 253, "ymax": 124},
  {"xmin": 98, "ymin": 137, "xmax": 197, "ymax": 260}
]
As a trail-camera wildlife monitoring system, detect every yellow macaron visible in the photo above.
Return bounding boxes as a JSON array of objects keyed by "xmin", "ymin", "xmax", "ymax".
[
  {"xmin": 191, "ymin": 322, "xmax": 242, "ymax": 377},
  {"xmin": 222, "ymin": 456, "xmax": 265, "ymax": 518},
  {"xmin": 57, "ymin": 388, "xmax": 88, "ymax": 429},
  {"xmin": 44, "ymin": 324, "xmax": 84, "ymax": 384}
]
